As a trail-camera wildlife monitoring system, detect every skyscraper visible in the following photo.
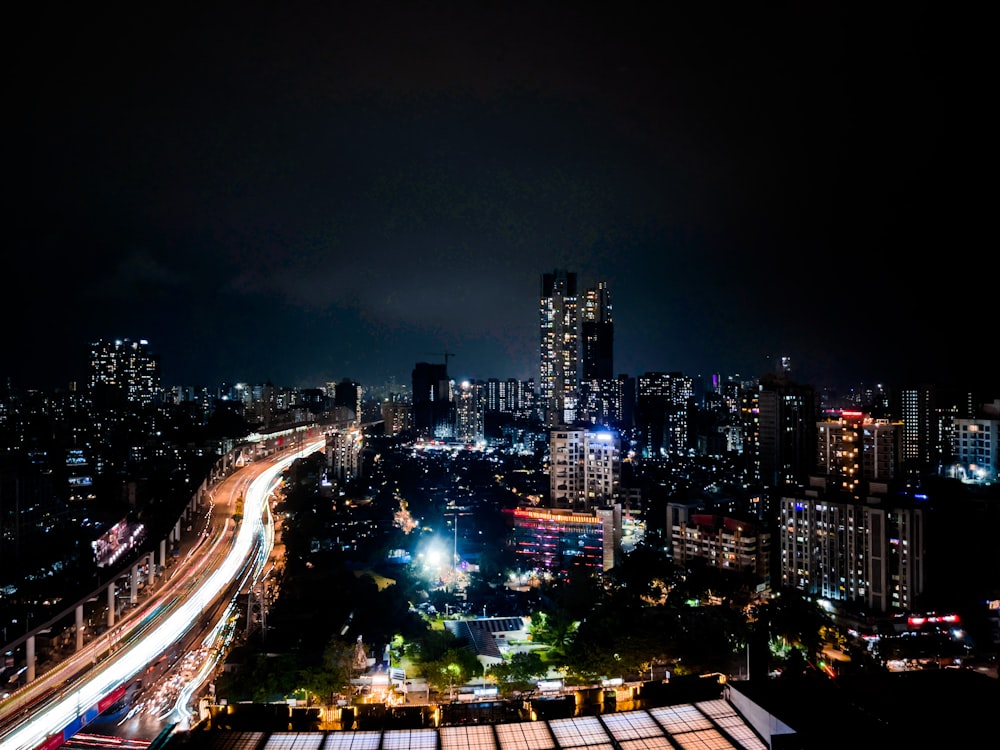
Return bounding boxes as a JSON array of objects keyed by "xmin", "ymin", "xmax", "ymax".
[
  {"xmin": 579, "ymin": 281, "xmax": 615, "ymax": 426},
  {"xmin": 635, "ymin": 371, "xmax": 693, "ymax": 458},
  {"xmin": 334, "ymin": 378, "xmax": 363, "ymax": 426},
  {"xmin": 411, "ymin": 361, "xmax": 453, "ymax": 438},
  {"xmin": 539, "ymin": 270, "xmax": 578, "ymax": 426}
]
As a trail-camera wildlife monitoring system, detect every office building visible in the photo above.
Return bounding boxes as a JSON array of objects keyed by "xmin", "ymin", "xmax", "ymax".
[{"xmin": 509, "ymin": 504, "xmax": 622, "ymax": 574}]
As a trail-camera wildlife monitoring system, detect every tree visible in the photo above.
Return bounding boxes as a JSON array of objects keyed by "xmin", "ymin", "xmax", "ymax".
[
  {"xmin": 528, "ymin": 609, "xmax": 578, "ymax": 657},
  {"xmin": 221, "ymin": 653, "xmax": 299, "ymax": 703},
  {"xmin": 488, "ymin": 651, "xmax": 546, "ymax": 695},
  {"xmin": 405, "ymin": 628, "xmax": 480, "ymax": 698},
  {"xmin": 310, "ymin": 637, "xmax": 357, "ymax": 702}
]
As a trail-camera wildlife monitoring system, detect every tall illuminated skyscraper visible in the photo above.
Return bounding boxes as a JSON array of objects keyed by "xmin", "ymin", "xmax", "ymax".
[
  {"xmin": 539, "ymin": 269, "xmax": 578, "ymax": 426},
  {"xmin": 579, "ymin": 281, "xmax": 616, "ymax": 425}
]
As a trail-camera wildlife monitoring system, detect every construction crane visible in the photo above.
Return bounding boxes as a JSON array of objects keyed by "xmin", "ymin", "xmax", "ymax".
[{"xmin": 426, "ymin": 350, "xmax": 456, "ymax": 368}]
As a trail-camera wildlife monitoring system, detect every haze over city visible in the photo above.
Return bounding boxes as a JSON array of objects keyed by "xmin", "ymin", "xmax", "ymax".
[{"xmin": 6, "ymin": 3, "xmax": 989, "ymax": 393}]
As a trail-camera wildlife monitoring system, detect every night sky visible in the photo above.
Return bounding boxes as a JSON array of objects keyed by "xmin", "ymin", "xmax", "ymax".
[{"xmin": 5, "ymin": 3, "xmax": 987, "ymax": 394}]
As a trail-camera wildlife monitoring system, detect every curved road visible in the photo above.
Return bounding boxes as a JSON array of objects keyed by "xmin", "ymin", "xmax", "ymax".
[{"xmin": 0, "ymin": 437, "xmax": 326, "ymax": 750}]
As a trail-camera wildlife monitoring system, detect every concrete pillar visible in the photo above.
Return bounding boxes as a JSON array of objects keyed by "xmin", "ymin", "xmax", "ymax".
[
  {"xmin": 175, "ymin": 519, "xmax": 181, "ymax": 542},
  {"xmin": 107, "ymin": 584, "xmax": 116, "ymax": 627},
  {"xmin": 148, "ymin": 552, "xmax": 156, "ymax": 583},
  {"xmin": 131, "ymin": 563, "xmax": 139, "ymax": 605},
  {"xmin": 76, "ymin": 605, "xmax": 84, "ymax": 650},
  {"xmin": 160, "ymin": 539, "xmax": 167, "ymax": 571},
  {"xmin": 26, "ymin": 636, "xmax": 35, "ymax": 682}
]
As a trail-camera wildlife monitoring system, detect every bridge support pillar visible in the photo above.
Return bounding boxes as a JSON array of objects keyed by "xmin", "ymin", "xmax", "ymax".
[
  {"xmin": 131, "ymin": 562, "xmax": 140, "ymax": 606},
  {"xmin": 161, "ymin": 538, "xmax": 168, "ymax": 572},
  {"xmin": 76, "ymin": 604, "xmax": 84, "ymax": 650},
  {"xmin": 107, "ymin": 582, "xmax": 116, "ymax": 628},
  {"xmin": 26, "ymin": 635, "xmax": 35, "ymax": 683}
]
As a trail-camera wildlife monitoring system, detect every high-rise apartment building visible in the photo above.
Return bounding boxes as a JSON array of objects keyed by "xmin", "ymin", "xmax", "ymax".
[
  {"xmin": 816, "ymin": 411, "xmax": 902, "ymax": 494},
  {"xmin": 548, "ymin": 426, "xmax": 621, "ymax": 510},
  {"xmin": 539, "ymin": 270, "xmax": 579, "ymax": 426},
  {"xmin": 666, "ymin": 504, "xmax": 771, "ymax": 584},
  {"xmin": 454, "ymin": 380, "xmax": 484, "ymax": 446},
  {"xmin": 89, "ymin": 338, "xmax": 160, "ymax": 408},
  {"xmin": 755, "ymin": 372, "xmax": 817, "ymax": 488},
  {"xmin": 896, "ymin": 383, "xmax": 984, "ymax": 478},
  {"xmin": 380, "ymin": 398, "xmax": 411, "ymax": 437},
  {"xmin": 579, "ymin": 282, "xmax": 616, "ymax": 426},
  {"xmin": 327, "ymin": 427, "xmax": 364, "ymax": 483},
  {"xmin": 778, "ymin": 478, "xmax": 925, "ymax": 612},
  {"xmin": 580, "ymin": 282, "xmax": 613, "ymax": 381},
  {"xmin": 334, "ymin": 378, "xmax": 363, "ymax": 426},
  {"xmin": 635, "ymin": 372, "xmax": 693, "ymax": 457},
  {"xmin": 949, "ymin": 407, "xmax": 998, "ymax": 484},
  {"xmin": 411, "ymin": 362, "xmax": 453, "ymax": 438}
]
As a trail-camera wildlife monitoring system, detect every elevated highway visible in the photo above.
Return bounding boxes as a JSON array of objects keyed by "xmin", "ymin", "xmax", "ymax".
[{"xmin": 0, "ymin": 427, "xmax": 329, "ymax": 750}]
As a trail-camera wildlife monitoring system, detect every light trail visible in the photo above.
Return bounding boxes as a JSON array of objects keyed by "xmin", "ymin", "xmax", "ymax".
[{"xmin": 0, "ymin": 440, "xmax": 324, "ymax": 750}]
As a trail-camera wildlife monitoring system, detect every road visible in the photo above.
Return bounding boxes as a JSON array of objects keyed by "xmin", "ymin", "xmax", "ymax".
[{"xmin": 0, "ymin": 437, "xmax": 326, "ymax": 750}]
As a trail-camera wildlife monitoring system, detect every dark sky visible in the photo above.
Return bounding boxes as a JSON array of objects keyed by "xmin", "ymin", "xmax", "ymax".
[{"xmin": 5, "ymin": 3, "xmax": 988, "ymax": 395}]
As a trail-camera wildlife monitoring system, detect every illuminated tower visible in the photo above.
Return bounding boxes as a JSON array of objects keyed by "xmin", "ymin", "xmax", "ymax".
[
  {"xmin": 539, "ymin": 269, "xmax": 578, "ymax": 426},
  {"xmin": 549, "ymin": 425, "xmax": 621, "ymax": 510},
  {"xmin": 579, "ymin": 281, "xmax": 616, "ymax": 425}
]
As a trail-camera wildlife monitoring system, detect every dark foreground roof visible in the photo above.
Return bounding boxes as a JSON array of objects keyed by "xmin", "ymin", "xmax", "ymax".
[
  {"xmin": 161, "ymin": 698, "xmax": 771, "ymax": 750},
  {"xmin": 146, "ymin": 669, "xmax": 998, "ymax": 750},
  {"xmin": 733, "ymin": 668, "xmax": 999, "ymax": 747}
]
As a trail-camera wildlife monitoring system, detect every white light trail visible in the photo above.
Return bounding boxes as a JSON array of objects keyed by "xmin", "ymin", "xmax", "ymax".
[{"xmin": 0, "ymin": 441, "xmax": 323, "ymax": 750}]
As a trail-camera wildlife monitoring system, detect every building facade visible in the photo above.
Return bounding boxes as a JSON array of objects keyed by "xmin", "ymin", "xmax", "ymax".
[
  {"xmin": 778, "ymin": 478, "xmax": 925, "ymax": 612},
  {"xmin": 89, "ymin": 338, "xmax": 161, "ymax": 408},
  {"xmin": 411, "ymin": 362, "xmax": 453, "ymax": 438},
  {"xmin": 549, "ymin": 427, "xmax": 621, "ymax": 511},
  {"xmin": 579, "ymin": 281, "xmax": 615, "ymax": 426},
  {"xmin": 327, "ymin": 427, "xmax": 364, "ymax": 483},
  {"xmin": 539, "ymin": 269, "xmax": 579, "ymax": 426},
  {"xmin": 509, "ymin": 504, "xmax": 622, "ymax": 574},
  {"xmin": 816, "ymin": 411, "xmax": 902, "ymax": 494},
  {"xmin": 667, "ymin": 505, "xmax": 771, "ymax": 584},
  {"xmin": 949, "ymin": 409, "xmax": 998, "ymax": 484}
]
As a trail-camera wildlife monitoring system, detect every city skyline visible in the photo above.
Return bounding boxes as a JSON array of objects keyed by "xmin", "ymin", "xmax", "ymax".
[{"xmin": 6, "ymin": 4, "xmax": 989, "ymax": 394}]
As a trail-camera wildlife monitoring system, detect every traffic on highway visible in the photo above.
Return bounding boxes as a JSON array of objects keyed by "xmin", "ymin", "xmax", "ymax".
[{"xmin": 0, "ymin": 435, "xmax": 326, "ymax": 750}]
